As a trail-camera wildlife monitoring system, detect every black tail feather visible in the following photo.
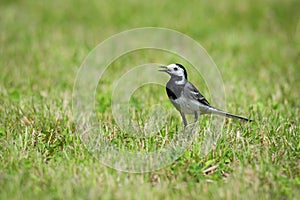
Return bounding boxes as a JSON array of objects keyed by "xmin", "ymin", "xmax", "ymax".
[
  {"xmin": 224, "ymin": 112, "xmax": 252, "ymax": 122},
  {"xmin": 209, "ymin": 107, "xmax": 252, "ymax": 122}
]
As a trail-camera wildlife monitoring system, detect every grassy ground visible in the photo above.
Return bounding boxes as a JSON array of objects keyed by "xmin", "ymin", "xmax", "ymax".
[{"xmin": 1, "ymin": 0, "xmax": 299, "ymax": 199}]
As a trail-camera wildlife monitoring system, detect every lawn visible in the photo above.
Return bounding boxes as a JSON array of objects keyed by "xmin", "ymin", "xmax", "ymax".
[{"xmin": 0, "ymin": 0, "xmax": 299, "ymax": 199}]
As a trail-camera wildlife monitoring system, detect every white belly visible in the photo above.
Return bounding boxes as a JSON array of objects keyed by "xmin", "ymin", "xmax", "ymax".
[{"xmin": 171, "ymin": 96, "xmax": 209, "ymax": 115}]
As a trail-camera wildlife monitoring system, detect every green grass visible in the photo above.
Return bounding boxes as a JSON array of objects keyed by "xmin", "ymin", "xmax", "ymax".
[{"xmin": 1, "ymin": 0, "xmax": 300, "ymax": 199}]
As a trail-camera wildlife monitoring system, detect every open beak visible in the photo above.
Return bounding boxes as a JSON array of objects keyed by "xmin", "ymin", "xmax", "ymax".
[{"xmin": 159, "ymin": 66, "xmax": 168, "ymax": 73}]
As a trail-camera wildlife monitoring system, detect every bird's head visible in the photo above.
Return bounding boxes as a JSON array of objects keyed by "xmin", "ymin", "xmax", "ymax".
[{"xmin": 159, "ymin": 63, "xmax": 187, "ymax": 80}]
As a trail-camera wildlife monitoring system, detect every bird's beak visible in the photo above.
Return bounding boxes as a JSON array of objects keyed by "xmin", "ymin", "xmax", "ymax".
[{"xmin": 159, "ymin": 66, "xmax": 168, "ymax": 73}]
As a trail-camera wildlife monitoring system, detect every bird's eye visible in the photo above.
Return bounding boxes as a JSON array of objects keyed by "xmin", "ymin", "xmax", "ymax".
[{"xmin": 174, "ymin": 67, "xmax": 178, "ymax": 71}]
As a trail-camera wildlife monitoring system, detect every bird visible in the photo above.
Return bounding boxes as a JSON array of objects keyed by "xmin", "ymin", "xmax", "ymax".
[{"xmin": 159, "ymin": 63, "xmax": 252, "ymax": 127}]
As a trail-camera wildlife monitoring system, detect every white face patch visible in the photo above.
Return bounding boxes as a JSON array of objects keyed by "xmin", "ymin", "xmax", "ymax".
[
  {"xmin": 175, "ymin": 77, "xmax": 186, "ymax": 85},
  {"xmin": 166, "ymin": 64, "xmax": 187, "ymax": 84}
]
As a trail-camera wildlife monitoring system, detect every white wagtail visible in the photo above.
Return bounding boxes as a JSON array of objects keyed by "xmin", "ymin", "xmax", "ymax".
[{"xmin": 159, "ymin": 63, "xmax": 252, "ymax": 127}]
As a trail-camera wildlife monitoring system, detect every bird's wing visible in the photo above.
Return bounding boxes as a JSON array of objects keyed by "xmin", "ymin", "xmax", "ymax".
[{"xmin": 184, "ymin": 82, "xmax": 211, "ymax": 106}]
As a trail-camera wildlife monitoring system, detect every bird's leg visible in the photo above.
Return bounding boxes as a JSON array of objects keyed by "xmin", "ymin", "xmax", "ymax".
[
  {"xmin": 180, "ymin": 112, "xmax": 187, "ymax": 128},
  {"xmin": 188, "ymin": 112, "xmax": 198, "ymax": 138},
  {"xmin": 194, "ymin": 112, "xmax": 198, "ymax": 124}
]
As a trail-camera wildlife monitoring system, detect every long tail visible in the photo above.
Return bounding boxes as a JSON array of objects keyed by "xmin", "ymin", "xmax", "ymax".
[{"xmin": 208, "ymin": 107, "xmax": 252, "ymax": 122}]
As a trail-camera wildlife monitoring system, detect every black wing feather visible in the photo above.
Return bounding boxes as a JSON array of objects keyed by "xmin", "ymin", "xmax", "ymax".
[{"xmin": 184, "ymin": 82, "xmax": 211, "ymax": 106}]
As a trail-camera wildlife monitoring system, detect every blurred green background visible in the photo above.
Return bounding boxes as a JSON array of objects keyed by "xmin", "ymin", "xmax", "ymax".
[{"xmin": 0, "ymin": 0, "xmax": 299, "ymax": 199}]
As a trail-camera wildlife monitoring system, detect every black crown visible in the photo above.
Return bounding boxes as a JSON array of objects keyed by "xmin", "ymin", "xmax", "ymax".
[{"xmin": 175, "ymin": 63, "xmax": 187, "ymax": 79}]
